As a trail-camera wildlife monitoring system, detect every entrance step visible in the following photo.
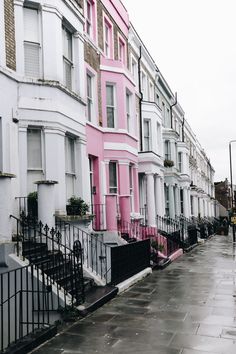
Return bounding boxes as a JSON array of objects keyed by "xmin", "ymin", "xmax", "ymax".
[{"xmin": 78, "ymin": 285, "xmax": 118, "ymax": 316}]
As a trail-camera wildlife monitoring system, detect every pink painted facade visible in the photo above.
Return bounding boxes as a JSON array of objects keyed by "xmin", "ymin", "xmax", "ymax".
[{"xmin": 85, "ymin": 0, "xmax": 139, "ymax": 233}]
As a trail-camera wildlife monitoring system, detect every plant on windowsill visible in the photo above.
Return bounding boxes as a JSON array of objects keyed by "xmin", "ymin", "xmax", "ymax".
[
  {"xmin": 66, "ymin": 196, "xmax": 90, "ymax": 217},
  {"xmin": 164, "ymin": 159, "xmax": 174, "ymax": 168}
]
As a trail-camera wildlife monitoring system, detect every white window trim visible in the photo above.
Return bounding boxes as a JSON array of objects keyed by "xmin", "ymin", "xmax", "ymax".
[
  {"xmin": 23, "ymin": 6, "xmax": 42, "ymax": 78},
  {"xmin": 109, "ymin": 161, "xmax": 118, "ymax": 194},
  {"xmin": 27, "ymin": 127, "xmax": 44, "ymax": 171},
  {"xmin": 62, "ymin": 25, "xmax": 74, "ymax": 90},
  {"xmin": 103, "ymin": 15, "xmax": 113, "ymax": 59},
  {"xmin": 143, "ymin": 119, "xmax": 151, "ymax": 151},
  {"xmin": 106, "ymin": 83, "xmax": 116, "ymax": 129}
]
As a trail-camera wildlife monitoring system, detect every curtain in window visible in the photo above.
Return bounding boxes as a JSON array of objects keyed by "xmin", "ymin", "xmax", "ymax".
[{"xmin": 27, "ymin": 129, "xmax": 42, "ymax": 169}]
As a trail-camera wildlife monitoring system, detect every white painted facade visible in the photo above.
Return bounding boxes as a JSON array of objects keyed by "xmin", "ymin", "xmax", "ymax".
[{"xmin": 0, "ymin": 0, "xmax": 91, "ymax": 230}]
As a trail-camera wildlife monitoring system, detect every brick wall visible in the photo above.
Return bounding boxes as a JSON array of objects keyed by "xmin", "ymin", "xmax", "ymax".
[
  {"xmin": 97, "ymin": 0, "xmax": 128, "ymax": 68},
  {"xmin": 4, "ymin": 0, "xmax": 16, "ymax": 71}
]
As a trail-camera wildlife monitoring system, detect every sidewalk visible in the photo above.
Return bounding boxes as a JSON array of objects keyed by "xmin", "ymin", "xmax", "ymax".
[{"xmin": 33, "ymin": 231, "xmax": 236, "ymax": 354}]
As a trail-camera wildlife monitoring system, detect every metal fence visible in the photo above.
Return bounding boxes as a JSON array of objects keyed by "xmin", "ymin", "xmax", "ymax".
[
  {"xmin": 89, "ymin": 204, "xmax": 106, "ymax": 231},
  {"xmin": 0, "ymin": 263, "xmax": 61, "ymax": 352},
  {"xmin": 110, "ymin": 239, "xmax": 150, "ymax": 284},
  {"xmin": 55, "ymin": 217, "xmax": 110, "ymax": 284},
  {"xmin": 11, "ymin": 215, "xmax": 85, "ymax": 306}
]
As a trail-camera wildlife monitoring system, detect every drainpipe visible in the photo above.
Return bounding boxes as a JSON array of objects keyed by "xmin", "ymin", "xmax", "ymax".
[
  {"xmin": 182, "ymin": 115, "xmax": 185, "ymax": 142},
  {"xmin": 138, "ymin": 46, "xmax": 143, "ymax": 152},
  {"xmin": 170, "ymin": 92, "xmax": 177, "ymax": 129}
]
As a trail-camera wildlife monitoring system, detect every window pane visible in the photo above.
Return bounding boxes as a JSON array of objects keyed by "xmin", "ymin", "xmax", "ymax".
[
  {"xmin": 24, "ymin": 42, "xmax": 40, "ymax": 78},
  {"xmin": 27, "ymin": 129, "xmax": 42, "ymax": 169},
  {"xmin": 107, "ymin": 107, "xmax": 114, "ymax": 128},
  {"xmin": 63, "ymin": 27, "xmax": 72, "ymax": 61},
  {"xmin": 24, "ymin": 8, "xmax": 39, "ymax": 43},
  {"xmin": 65, "ymin": 136, "xmax": 75, "ymax": 173},
  {"xmin": 109, "ymin": 162, "xmax": 117, "ymax": 193},
  {"xmin": 106, "ymin": 85, "xmax": 114, "ymax": 105}
]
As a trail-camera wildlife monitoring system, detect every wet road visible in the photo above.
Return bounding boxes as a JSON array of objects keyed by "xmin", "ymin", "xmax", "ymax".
[{"xmin": 34, "ymin": 232, "xmax": 236, "ymax": 354}]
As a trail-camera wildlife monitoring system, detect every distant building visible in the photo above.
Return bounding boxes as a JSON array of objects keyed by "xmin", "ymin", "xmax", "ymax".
[{"xmin": 215, "ymin": 179, "xmax": 231, "ymax": 211}]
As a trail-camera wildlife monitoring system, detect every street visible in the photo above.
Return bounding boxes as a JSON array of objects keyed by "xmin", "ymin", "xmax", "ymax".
[{"xmin": 33, "ymin": 232, "xmax": 236, "ymax": 354}]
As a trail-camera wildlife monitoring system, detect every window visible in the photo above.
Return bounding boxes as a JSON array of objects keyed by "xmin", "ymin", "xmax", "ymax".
[
  {"xmin": 166, "ymin": 108, "xmax": 171, "ymax": 128},
  {"xmin": 162, "ymin": 102, "xmax": 165, "ymax": 122},
  {"xmin": 106, "ymin": 84, "xmax": 115, "ymax": 128},
  {"xmin": 104, "ymin": 19, "xmax": 112, "ymax": 58},
  {"xmin": 65, "ymin": 135, "xmax": 76, "ymax": 198},
  {"xmin": 86, "ymin": 0, "xmax": 92, "ymax": 36},
  {"xmin": 141, "ymin": 72, "xmax": 147, "ymax": 99},
  {"xmin": 156, "ymin": 94, "xmax": 160, "ymax": 106},
  {"xmin": 24, "ymin": 7, "xmax": 41, "ymax": 78},
  {"xmin": 164, "ymin": 184, "xmax": 169, "ymax": 216},
  {"xmin": 190, "ymin": 196, "xmax": 194, "ymax": 215},
  {"xmin": 178, "ymin": 152, "xmax": 182, "ymax": 172},
  {"xmin": 118, "ymin": 36, "xmax": 125, "ymax": 64},
  {"xmin": 129, "ymin": 164, "xmax": 134, "ymax": 211},
  {"xmin": 62, "ymin": 26, "xmax": 73, "ymax": 90},
  {"xmin": 164, "ymin": 140, "xmax": 171, "ymax": 160},
  {"xmin": 149, "ymin": 82, "xmax": 154, "ymax": 101},
  {"xmin": 126, "ymin": 91, "xmax": 131, "ymax": 132},
  {"xmin": 27, "ymin": 128, "xmax": 42, "ymax": 169},
  {"xmin": 87, "ymin": 73, "xmax": 93, "ymax": 121},
  {"xmin": 131, "ymin": 57, "xmax": 138, "ymax": 83},
  {"xmin": 109, "ymin": 161, "xmax": 117, "ymax": 193},
  {"xmin": 144, "ymin": 119, "xmax": 151, "ymax": 151}
]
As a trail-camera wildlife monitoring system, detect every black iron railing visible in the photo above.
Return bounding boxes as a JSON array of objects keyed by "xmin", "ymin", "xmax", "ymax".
[
  {"xmin": 55, "ymin": 217, "xmax": 110, "ymax": 283},
  {"xmin": 11, "ymin": 215, "xmax": 85, "ymax": 306},
  {"xmin": 117, "ymin": 219, "xmax": 180, "ymax": 259},
  {"xmin": 0, "ymin": 263, "xmax": 61, "ymax": 352},
  {"xmin": 110, "ymin": 239, "xmax": 150, "ymax": 284}
]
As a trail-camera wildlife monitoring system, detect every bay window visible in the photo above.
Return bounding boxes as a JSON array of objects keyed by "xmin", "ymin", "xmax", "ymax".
[
  {"xmin": 106, "ymin": 84, "xmax": 115, "ymax": 128},
  {"xmin": 62, "ymin": 26, "xmax": 73, "ymax": 90},
  {"xmin": 144, "ymin": 119, "xmax": 151, "ymax": 151}
]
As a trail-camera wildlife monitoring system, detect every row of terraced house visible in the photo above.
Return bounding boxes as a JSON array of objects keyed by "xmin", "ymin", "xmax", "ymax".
[{"xmin": 0, "ymin": 0, "xmax": 217, "ymax": 351}]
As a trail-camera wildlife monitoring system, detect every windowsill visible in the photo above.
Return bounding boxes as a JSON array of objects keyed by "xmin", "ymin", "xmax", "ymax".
[{"xmin": 27, "ymin": 169, "xmax": 44, "ymax": 172}]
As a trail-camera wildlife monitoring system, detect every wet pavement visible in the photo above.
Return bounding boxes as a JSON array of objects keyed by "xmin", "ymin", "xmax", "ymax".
[{"xmin": 33, "ymin": 232, "xmax": 236, "ymax": 354}]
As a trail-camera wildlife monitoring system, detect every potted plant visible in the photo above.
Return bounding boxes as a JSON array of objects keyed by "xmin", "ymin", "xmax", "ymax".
[
  {"xmin": 164, "ymin": 159, "xmax": 174, "ymax": 168},
  {"xmin": 66, "ymin": 196, "xmax": 89, "ymax": 216}
]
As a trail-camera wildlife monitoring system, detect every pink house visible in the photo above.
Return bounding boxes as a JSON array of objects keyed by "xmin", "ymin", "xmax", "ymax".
[{"xmin": 84, "ymin": 0, "xmax": 139, "ymax": 236}]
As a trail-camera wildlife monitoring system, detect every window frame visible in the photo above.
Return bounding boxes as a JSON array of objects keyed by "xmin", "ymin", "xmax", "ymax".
[
  {"xmin": 87, "ymin": 72, "xmax": 94, "ymax": 122},
  {"xmin": 126, "ymin": 90, "xmax": 132, "ymax": 133},
  {"xmin": 143, "ymin": 119, "xmax": 151, "ymax": 151},
  {"xmin": 27, "ymin": 127, "xmax": 43, "ymax": 171},
  {"xmin": 23, "ymin": 6, "xmax": 41, "ymax": 78},
  {"xmin": 62, "ymin": 25, "xmax": 73, "ymax": 90},
  {"xmin": 118, "ymin": 33, "xmax": 126, "ymax": 65},
  {"xmin": 106, "ymin": 83, "xmax": 116, "ymax": 128},
  {"xmin": 109, "ymin": 161, "xmax": 118, "ymax": 194},
  {"xmin": 103, "ymin": 15, "xmax": 113, "ymax": 59},
  {"xmin": 164, "ymin": 140, "xmax": 171, "ymax": 160}
]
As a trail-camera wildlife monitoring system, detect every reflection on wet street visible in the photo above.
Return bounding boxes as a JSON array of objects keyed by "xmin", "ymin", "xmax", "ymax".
[{"xmin": 34, "ymin": 232, "xmax": 236, "ymax": 354}]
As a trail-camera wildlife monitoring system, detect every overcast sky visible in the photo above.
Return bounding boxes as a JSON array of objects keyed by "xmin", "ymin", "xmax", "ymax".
[{"xmin": 123, "ymin": 0, "xmax": 236, "ymax": 182}]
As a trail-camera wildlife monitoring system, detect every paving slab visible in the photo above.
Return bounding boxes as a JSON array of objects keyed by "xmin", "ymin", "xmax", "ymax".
[{"xmin": 32, "ymin": 232, "xmax": 236, "ymax": 354}]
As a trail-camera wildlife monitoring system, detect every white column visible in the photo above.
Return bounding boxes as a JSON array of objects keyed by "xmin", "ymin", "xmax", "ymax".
[
  {"xmin": 155, "ymin": 176, "xmax": 162, "ymax": 217},
  {"xmin": 175, "ymin": 186, "xmax": 180, "ymax": 216},
  {"xmin": 18, "ymin": 126, "xmax": 28, "ymax": 197},
  {"xmin": 193, "ymin": 195, "xmax": 198, "ymax": 217},
  {"xmin": 146, "ymin": 173, "xmax": 156, "ymax": 226},
  {"xmin": 169, "ymin": 185, "xmax": 175, "ymax": 219},
  {"xmin": 74, "ymin": 31, "xmax": 85, "ymax": 98},
  {"xmin": 183, "ymin": 188, "xmax": 189, "ymax": 218},
  {"xmin": 36, "ymin": 181, "xmax": 58, "ymax": 228},
  {"xmin": 44, "ymin": 128, "xmax": 66, "ymax": 214},
  {"xmin": 0, "ymin": 173, "xmax": 15, "ymax": 241},
  {"xmin": 161, "ymin": 177, "xmax": 165, "ymax": 217}
]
